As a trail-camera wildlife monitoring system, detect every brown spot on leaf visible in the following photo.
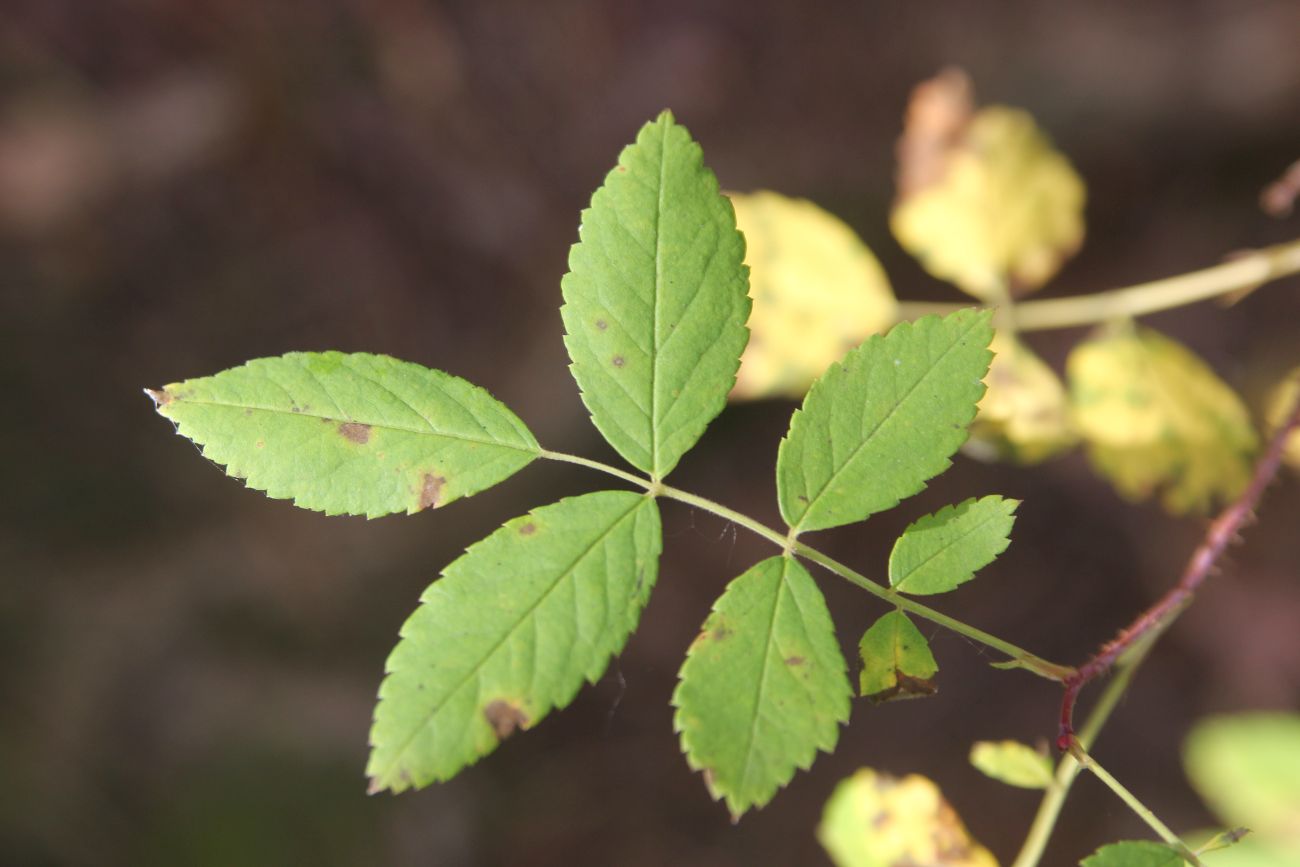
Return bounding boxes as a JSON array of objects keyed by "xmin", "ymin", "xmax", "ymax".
[
  {"xmin": 338, "ymin": 422, "xmax": 371, "ymax": 444},
  {"xmin": 144, "ymin": 388, "xmax": 171, "ymax": 407},
  {"xmin": 519, "ymin": 522, "xmax": 536, "ymax": 536},
  {"xmin": 255, "ymin": 439, "xmax": 265, "ymax": 449},
  {"xmin": 612, "ymin": 355, "xmax": 625, "ymax": 368},
  {"xmin": 419, "ymin": 473, "xmax": 446, "ymax": 510},
  {"xmin": 595, "ymin": 318, "xmax": 608, "ymax": 331},
  {"xmin": 615, "ymin": 164, "xmax": 627, "ymax": 173},
  {"xmin": 784, "ymin": 655, "xmax": 806, "ymax": 667},
  {"xmin": 711, "ymin": 625, "xmax": 732, "ymax": 641},
  {"xmin": 484, "ymin": 700, "xmax": 529, "ymax": 740},
  {"xmin": 866, "ymin": 672, "xmax": 938, "ymax": 705}
]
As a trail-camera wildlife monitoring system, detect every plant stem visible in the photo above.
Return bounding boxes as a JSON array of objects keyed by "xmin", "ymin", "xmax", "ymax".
[
  {"xmin": 538, "ymin": 450, "xmax": 1073, "ymax": 681},
  {"xmin": 1057, "ymin": 379, "xmax": 1300, "ymax": 749},
  {"xmin": 1009, "ymin": 633, "xmax": 1155, "ymax": 867},
  {"xmin": 1069, "ymin": 745, "xmax": 1205, "ymax": 866},
  {"xmin": 895, "ymin": 238, "xmax": 1300, "ymax": 331},
  {"xmin": 1012, "ymin": 381, "xmax": 1300, "ymax": 866}
]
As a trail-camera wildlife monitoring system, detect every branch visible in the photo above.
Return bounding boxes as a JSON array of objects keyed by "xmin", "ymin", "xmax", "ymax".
[
  {"xmin": 1057, "ymin": 374, "xmax": 1300, "ymax": 750},
  {"xmin": 896, "ymin": 238, "xmax": 1300, "ymax": 331}
]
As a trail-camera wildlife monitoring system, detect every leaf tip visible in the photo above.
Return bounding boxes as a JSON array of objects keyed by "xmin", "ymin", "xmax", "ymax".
[{"xmin": 144, "ymin": 387, "xmax": 171, "ymax": 409}]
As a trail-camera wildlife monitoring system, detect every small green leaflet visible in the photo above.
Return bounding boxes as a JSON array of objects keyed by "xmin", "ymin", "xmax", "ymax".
[
  {"xmin": 889, "ymin": 496, "xmax": 1018, "ymax": 595},
  {"xmin": 148, "ymin": 352, "xmax": 538, "ymax": 518},
  {"xmin": 969, "ymin": 740, "xmax": 1054, "ymax": 789},
  {"xmin": 858, "ymin": 611, "xmax": 939, "ymax": 702},
  {"xmin": 673, "ymin": 556, "xmax": 850, "ymax": 818},
  {"xmin": 367, "ymin": 491, "xmax": 661, "ymax": 792},
  {"xmin": 1080, "ymin": 841, "xmax": 1185, "ymax": 867},
  {"xmin": 777, "ymin": 311, "xmax": 994, "ymax": 533},
  {"xmin": 1184, "ymin": 713, "xmax": 1300, "ymax": 839},
  {"xmin": 560, "ymin": 110, "xmax": 751, "ymax": 479}
]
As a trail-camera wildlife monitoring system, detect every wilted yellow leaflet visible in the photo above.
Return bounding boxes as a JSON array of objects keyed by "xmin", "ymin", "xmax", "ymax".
[
  {"xmin": 818, "ymin": 769, "xmax": 998, "ymax": 867},
  {"xmin": 1068, "ymin": 322, "xmax": 1258, "ymax": 514},
  {"xmin": 967, "ymin": 332, "xmax": 1077, "ymax": 464},
  {"xmin": 1265, "ymin": 370, "xmax": 1300, "ymax": 469},
  {"xmin": 891, "ymin": 69, "xmax": 1085, "ymax": 301},
  {"xmin": 729, "ymin": 191, "xmax": 897, "ymax": 400}
]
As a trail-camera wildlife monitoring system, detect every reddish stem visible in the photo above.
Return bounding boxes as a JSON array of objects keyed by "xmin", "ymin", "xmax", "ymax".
[{"xmin": 1057, "ymin": 381, "xmax": 1300, "ymax": 751}]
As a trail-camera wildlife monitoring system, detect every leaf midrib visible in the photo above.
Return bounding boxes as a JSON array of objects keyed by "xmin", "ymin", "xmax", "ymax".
[
  {"xmin": 792, "ymin": 315, "xmax": 983, "ymax": 531},
  {"xmin": 649, "ymin": 118, "xmax": 668, "ymax": 477},
  {"xmin": 735, "ymin": 559, "xmax": 788, "ymax": 804},
  {"xmin": 166, "ymin": 398, "xmax": 539, "ymax": 454}
]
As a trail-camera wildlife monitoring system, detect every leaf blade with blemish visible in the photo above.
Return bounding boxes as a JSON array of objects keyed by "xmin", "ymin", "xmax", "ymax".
[
  {"xmin": 367, "ymin": 490, "xmax": 662, "ymax": 793},
  {"xmin": 560, "ymin": 110, "xmax": 751, "ymax": 479},
  {"xmin": 672, "ymin": 556, "xmax": 850, "ymax": 819},
  {"xmin": 148, "ymin": 352, "xmax": 539, "ymax": 518},
  {"xmin": 858, "ymin": 610, "xmax": 938, "ymax": 702},
  {"xmin": 818, "ymin": 768, "xmax": 998, "ymax": 867},
  {"xmin": 889, "ymin": 495, "xmax": 1018, "ymax": 595},
  {"xmin": 777, "ymin": 310, "xmax": 994, "ymax": 533},
  {"xmin": 969, "ymin": 740, "xmax": 1054, "ymax": 789},
  {"xmin": 1068, "ymin": 322, "xmax": 1258, "ymax": 514},
  {"xmin": 1079, "ymin": 841, "xmax": 1185, "ymax": 867}
]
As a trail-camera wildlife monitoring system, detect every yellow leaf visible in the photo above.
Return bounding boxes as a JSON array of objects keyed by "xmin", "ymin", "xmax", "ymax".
[
  {"xmin": 967, "ymin": 332, "xmax": 1077, "ymax": 464},
  {"xmin": 1265, "ymin": 371, "xmax": 1300, "ymax": 469},
  {"xmin": 1068, "ymin": 322, "xmax": 1258, "ymax": 514},
  {"xmin": 818, "ymin": 768, "xmax": 999, "ymax": 867},
  {"xmin": 891, "ymin": 68, "xmax": 1085, "ymax": 301},
  {"xmin": 729, "ymin": 191, "xmax": 897, "ymax": 400}
]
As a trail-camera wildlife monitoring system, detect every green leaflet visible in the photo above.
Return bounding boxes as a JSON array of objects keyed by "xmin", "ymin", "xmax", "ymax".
[
  {"xmin": 969, "ymin": 740, "xmax": 1054, "ymax": 789},
  {"xmin": 148, "ymin": 352, "xmax": 539, "ymax": 518},
  {"xmin": 673, "ymin": 556, "xmax": 850, "ymax": 818},
  {"xmin": 1080, "ymin": 841, "xmax": 1184, "ymax": 867},
  {"xmin": 777, "ymin": 311, "xmax": 994, "ymax": 533},
  {"xmin": 367, "ymin": 491, "xmax": 662, "ymax": 793},
  {"xmin": 560, "ymin": 111, "xmax": 751, "ymax": 479},
  {"xmin": 889, "ymin": 496, "xmax": 1018, "ymax": 595},
  {"xmin": 1184, "ymin": 713, "xmax": 1300, "ymax": 840},
  {"xmin": 858, "ymin": 611, "xmax": 939, "ymax": 702}
]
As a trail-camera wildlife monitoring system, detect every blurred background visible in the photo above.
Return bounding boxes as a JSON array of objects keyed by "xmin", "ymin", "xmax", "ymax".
[{"xmin": 3, "ymin": 2, "xmax": 1300, "ymax": 865}]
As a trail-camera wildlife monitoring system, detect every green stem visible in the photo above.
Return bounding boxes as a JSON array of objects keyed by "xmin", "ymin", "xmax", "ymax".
[
  {"xmin": 1070, "ymin": 745, "xmax": 1205, "ymax": 867},
  {"xmin": 539, "ymin": 449, "xmax": 1073, "ymax": 681},
  {"xmin": 1010, "ymin": 634, "xmax": 1156, "ymax": 867},
  {"xmin": 895, "ymin": 238, "xmax": 1300, "ymax": 331}
]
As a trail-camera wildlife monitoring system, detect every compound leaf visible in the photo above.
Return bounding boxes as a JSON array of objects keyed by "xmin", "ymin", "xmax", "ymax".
[
  {"xmin": 1068, "ymin": 322, "xmax": 1258, "ymax": 514},
  {"xmin": 728, "ymin": 190, "xmax": 897, "ymax": 400},
  {"xmin": 673, "ymin": 555, "xmax": 850, "ymax": 818},
  {"xmin": 892, "ymin": 68, "xmax": 1085, "ymax": 301},
  {"xmin": 367, "ymin": 490, "xmax": 661, "ymax": 793},
  {"xmin": 818, "ymin": 768, "xmax": 998, "ymax": 867},
  {"xmin": 561, "ymin": 111, "xmax": 750, "ymax": 479},
  {"xmin": 889, "ymin": 496, "xmax": 1018, "ymax": 595},
  {"xmin": 1080, "ymin": 842, "xmax": 1184, "ymax": 867},
  {"xmin": 969, "ymin": 740, "xmax": 1054, "ymax": 789},
  {"xmin": 777, "ymin": 310, "xmax": 994, "ymax": 533},
  {"xmin": 858, "ymin": 611, "xmax": 939, "ymax": 702},
  {"xmin": 147, "ymin": 352, "xmax": 538, "ymax": 518}
]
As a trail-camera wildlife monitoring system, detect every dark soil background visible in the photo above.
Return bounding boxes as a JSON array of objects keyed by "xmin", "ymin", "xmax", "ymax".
[{"xmin": 3, "ymin": 2, "xmax": 1299, "ymax": 865}]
